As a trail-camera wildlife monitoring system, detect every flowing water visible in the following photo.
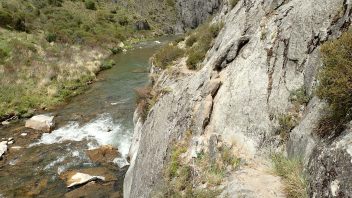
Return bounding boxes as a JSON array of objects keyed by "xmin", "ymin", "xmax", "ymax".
[{"xmin": 0, "ymin": 38, "xmax": 172, "ymax": 197}]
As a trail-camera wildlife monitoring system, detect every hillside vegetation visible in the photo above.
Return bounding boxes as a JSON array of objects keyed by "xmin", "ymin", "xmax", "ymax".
[{"xmin": 0, "ymin": 0, "xmax": 177, "ymax": 120}]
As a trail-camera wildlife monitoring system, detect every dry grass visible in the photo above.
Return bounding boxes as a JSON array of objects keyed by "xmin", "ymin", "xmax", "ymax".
[
  {"xmin": 271, "ymin": 154, "xmax": 308, "ymax": 198},
  {"xmin": 0, "ymin": 28, "xmax": 105, "ymax": 118}
]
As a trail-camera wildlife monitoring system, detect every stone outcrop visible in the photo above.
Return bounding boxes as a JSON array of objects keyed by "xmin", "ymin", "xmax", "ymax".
[
  {"xmin": 25, "ymin": 115, "xmax": 55, "ymax": 132},
  {"xmin": 174, "ymin": 0, "xmax": 222, "ymax": 32},
  {"xmin": 124, "ymin": 0, "xmax": 352, "ymax": 197}
]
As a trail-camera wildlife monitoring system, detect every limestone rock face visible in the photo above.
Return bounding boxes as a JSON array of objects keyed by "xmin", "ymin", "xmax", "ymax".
[
  {"xmin": 124, "ymin": 0, "xmax": 352, "ymax": 197},
  {"xmin": 25, "ymin": 115, "xmax": 55, "ymax": 132},
  {"xmin": 175, "ymin": 0, "xmax": 222, "ymax": 32},
  {"xmin": 307, "ymin": 130, "xmax": 352, "ymax": 197}
]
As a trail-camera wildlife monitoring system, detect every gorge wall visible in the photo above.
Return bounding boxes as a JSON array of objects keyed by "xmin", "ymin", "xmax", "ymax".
[
  {"xmin": 174, "ymin": 0, "xmax": 222, "ymax": 32},
  {"xmin": 124, "ymin": 0, "xmax": 352, "ymax": 197}
]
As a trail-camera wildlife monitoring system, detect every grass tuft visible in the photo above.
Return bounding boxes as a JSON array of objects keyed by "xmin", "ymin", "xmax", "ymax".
[{"xmin": 271, "ymin": 154, "xmax": 308, "ymax": 198}]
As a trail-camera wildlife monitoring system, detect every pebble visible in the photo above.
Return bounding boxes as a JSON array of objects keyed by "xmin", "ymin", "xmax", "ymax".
[
  {"xmin": 1, "ymin": 121, "xmax": 10, "ymax": 125},
  {"xmin": 20, "ymin": 133, "xmax": 28, "ymax": 137},
  {"xmin": 7, "ymin": 140, "xmax": 14, "ymax": 145},
  {"xmin": 11, "ymin": 146, "xmax": 22, "ymax": 150},
  {"xmin": 8, "ymin": 137, "xmax": 13, "ymax": 141}
]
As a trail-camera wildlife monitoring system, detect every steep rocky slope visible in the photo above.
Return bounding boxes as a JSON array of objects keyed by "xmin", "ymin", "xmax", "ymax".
[
  {"xmin": 175, "ymin": 0, "xmax": 222, "ymax": 32},
  {"xmin": 125, "ymin": 0, "xmax": 352, "ymax": 197}
]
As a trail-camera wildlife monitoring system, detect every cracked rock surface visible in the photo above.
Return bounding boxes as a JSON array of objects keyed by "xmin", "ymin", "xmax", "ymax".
[{"xmin": 124, "ymin": 0, "xmax": 352, "ymax": 197}]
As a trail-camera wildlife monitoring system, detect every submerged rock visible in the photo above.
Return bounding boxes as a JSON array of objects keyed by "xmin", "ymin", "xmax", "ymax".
[
  {"xmin": 25, "ymin": 115, "xmax": 55, "ymax": 132},
  {"xmin": 86, "ymin": 145, "xmax": 120, "ymax": 164},
  {"xmin": 0, "ymin": 141, "xmax": 8, "ymax": 159}
]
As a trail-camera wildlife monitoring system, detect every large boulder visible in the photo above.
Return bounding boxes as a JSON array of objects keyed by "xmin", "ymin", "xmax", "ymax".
[
  {"xmin": 25, "ymin": 115, "xmax": 55, "ymax": 132},
  {"xmin": 64, "ymin": 172, "xmax": 105, "ymax": 188}
]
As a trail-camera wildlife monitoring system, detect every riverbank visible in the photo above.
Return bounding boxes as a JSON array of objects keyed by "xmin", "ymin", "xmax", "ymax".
[{"xmin": 0, "ymin": 38, "xmax": 173, "ymax": 197}]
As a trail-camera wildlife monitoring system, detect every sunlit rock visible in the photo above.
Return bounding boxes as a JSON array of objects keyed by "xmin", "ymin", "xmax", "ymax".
[{"xmin": 25, "ymin": 115, "xmax": 55, "ymax": 132}]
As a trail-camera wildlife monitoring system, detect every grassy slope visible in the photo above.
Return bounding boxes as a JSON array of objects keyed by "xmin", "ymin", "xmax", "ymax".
[{"xmin": 0, "ymin": 0, "xmax": 177, "ymax": 119}]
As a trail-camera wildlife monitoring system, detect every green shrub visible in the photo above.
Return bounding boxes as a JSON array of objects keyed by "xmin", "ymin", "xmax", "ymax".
[
  {"xmin": 165, "ymin": 0, "xmax": 175, "ymax": 7},
  {"xmin": 109, "ymin": 46, "xmax": 123, "ymax": 54},
  {"xmin": 48, "ymin": 0, "xmax": 63, "ymax": 7},
  {"xmin": 166, "ymin": 144, "xmax": 187, "ymax": 178},
  {"xmin": 174, "ymin": 36, "xmax": 185, "ymax": 44},
  {"xmin": 185, "ymin": 22, "xmax": 223, "ymax": 70},
  {"xmin": 0, "ymin": 45, "xmax": 10, "ymax": 64},
  {"xmin": 85, "ymin": 0, "xmax": 96, "ymax": 10},
  {"xmin": 153, "ymin": 44, "xmax": 184, "ymax": 69},
  {"xmin": 276, "ymin": 114, "xmax": 296, "ymax": 142},
  {"xmin": 271, "ymin": 154, "xmax": 308, "ymax": 198},
  {"xmin": 289, "ymin": 87, "xmax": 310, "ymax": 106},
  {"xmin": 100, "ymin": 59, "xmax": 116, "ymax": 70},
  {"xmin": 316, "ymin": 30, "xmax": 352, "ymax": 138},
  {"xmin": 209, "ymin": 22, "xmax": 224, "ymax": 38},
  {"xmin": 185, "ymin": 34, "xmax": 197, "ymax": 47},
  {"xmin": 186, "ymin": 48, "xmax": 205, "ymax": 70},
  {"xmin": 46, "ymin": 32, "xmax": 57, "ymax": 43}
]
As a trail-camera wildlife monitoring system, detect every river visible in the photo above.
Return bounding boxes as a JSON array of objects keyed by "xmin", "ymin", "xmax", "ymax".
[{"xmin": 0, "ymin": 38, "xmax": 171, "ymax": 197}]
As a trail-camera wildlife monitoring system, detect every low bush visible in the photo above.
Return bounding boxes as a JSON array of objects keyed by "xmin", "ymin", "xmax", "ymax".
[
  {"xmin": 100, "ymin": 59, "xmax": 116, "ymax": 70},
  {"xmin": 185, "ymin": 34, "xmax": 197, "ymax": 47},
  {"xmin": 272, "ymin": 154, "xmax": 308, "ymax": 198},
  {"xmin": 0, "ymin": 44, "xmax": 10, "ymax": 63},
  {"xmin": 316, "ymin": 30, "xmax": 352, "ymax": 138},
  {"xmin": 109, "ymin": 46, "xmax": 123, "ymax": 54},
  {"xmin": 46, "ymin": 33, "xmax": 57, "ymax": 43},
  {"xmin": 276, "ymin": 114, "xmax": 296, "ymax": 142},
  {"xmin": 153, "ymin": 44, "xmax": 184, "ymax": 69},
  {"xmin": 186, "ymin": 48, "xmax": 205, "ymax": 70},
  {"xmin": 84, "ymin": 0, "xmax": 96, "ymax": 10},
  {"xmin": 185, "ymin": 22, "xmax": 223, "ymax": 70},
  {"xmin": 289, "ymin": 87, "xmax": 310, "ymax": 106}
]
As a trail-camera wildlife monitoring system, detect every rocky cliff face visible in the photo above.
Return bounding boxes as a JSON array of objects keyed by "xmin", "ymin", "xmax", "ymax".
[
  {"xmin": 124, "ymin": 0, "xmax": 352, "ymax": 197},
  {"xmin": 174, "ymin": 0, "xmax": 222, "ymax": 32}
]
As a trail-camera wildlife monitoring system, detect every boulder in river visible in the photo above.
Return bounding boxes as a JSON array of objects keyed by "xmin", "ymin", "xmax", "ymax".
[
  {"xmin": 25, "ymin": 115, "xmax": 55, "ymax": 132},
  {"xmin": 86, "ymin": 145, "xmax": 120, "ymax": 164},
  {"xmin": 66, "ymin": 172, "xmax": 105, "ymax": 188},
  {"xmin": 0, "ymin": 141, "xmax": 8, "ymax": 159}
]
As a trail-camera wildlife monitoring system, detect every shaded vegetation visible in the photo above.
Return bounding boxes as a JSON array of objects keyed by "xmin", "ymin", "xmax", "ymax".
[
  {"xmin": 276, "ymin": 114, "xmax": 297, "ymax": 142},
  {"xmin": 186, "ymin": 22, "xmax": 223, "ymax": 70},
  {"xmin": 272, "ymin": 154, "xmax": 308, "ymax": 198},
  {"xmin": 153, "ymin": 44, "xmax": 184, "ymax": 69},
  {"xmin": 289, "ymin": 87, "xmax": 310, "ymax": 106},
  {"xmin": 316, "ymin": 30, "xmax": 352, "ymax": 138}
]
